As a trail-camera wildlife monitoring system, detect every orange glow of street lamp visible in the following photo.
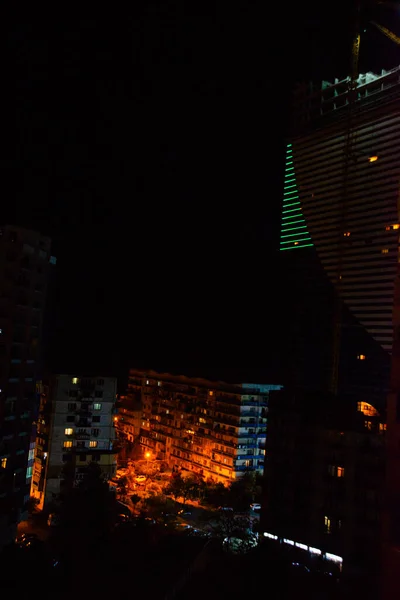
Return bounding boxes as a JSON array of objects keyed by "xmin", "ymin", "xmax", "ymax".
[{"xmin": 145, "ymin": 452, "xmax": 151, "ymax": 459}]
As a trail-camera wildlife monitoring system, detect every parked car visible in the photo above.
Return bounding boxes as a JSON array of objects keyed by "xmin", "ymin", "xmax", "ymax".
[
  {"xmin": 218, "ymin": 506, "xmax": 233, "ymax": 512},
  {"xmin": 116, "ymin": 513, "xmax": 130, "ymax": 524},
  {"xmin": 176, "ymin": 523, "xmax": 192, "ymax": 531},
  {"xmin": 250, "ymin": 503, "xmax": 261, "ymax": 511},
  {"xmin": 17, "ymin": 533, "xmax": 39, "ymax": 547}
]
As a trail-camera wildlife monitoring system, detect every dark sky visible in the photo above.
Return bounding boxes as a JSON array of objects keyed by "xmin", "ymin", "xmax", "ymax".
[{"xmin": 3, "ymin": 3, "xmax": 399, "ymax": 387}]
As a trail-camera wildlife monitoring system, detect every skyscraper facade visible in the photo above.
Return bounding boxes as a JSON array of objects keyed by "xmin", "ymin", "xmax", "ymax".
[
  {"xmin": 0, "ymin": 226, "xmax": 55, "ymax": 548},
  {"xmin": 280, "ymin": 65, "xmax": 400, "ymax": 410}
]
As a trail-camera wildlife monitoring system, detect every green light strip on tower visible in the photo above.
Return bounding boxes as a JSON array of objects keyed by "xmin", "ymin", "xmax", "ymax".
[
  {"xmin": 282, "ymin": 214, "xmax": 302, "ymax": 220},
  {"xmin": 282, "ymin": 207, "xmax": 302, "ymax": 214},
  {"xmin": 280, "ymin": 236, "xmax": 311, "ymax": 245},
  {"xmin": 280, "ymin": 243, "xmax": 313, "ymax": 251},
  {"xmin": 282, "ymin": 201, "xmax": 300, "ymax": 208},
  {"xmin": 280, "ymin": 142, "xmax": 313, "ymax": 251},
  {"xmin": 281, "ymin": 219, "xmax": 305, "ymax": 226}
]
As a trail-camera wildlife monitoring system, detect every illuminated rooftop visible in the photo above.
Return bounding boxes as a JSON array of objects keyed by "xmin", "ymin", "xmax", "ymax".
[{"xmin": 292, "ymin": 64, "xmax": 400, "ymax": 129}]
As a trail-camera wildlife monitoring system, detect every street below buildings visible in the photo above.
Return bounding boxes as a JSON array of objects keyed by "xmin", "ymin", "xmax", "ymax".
[{"xmin": 17, "ymin": 512, "xmax": 49, "ymax": 542}]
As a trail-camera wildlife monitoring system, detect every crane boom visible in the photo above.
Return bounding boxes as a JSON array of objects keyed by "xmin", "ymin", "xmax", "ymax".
[{"xmin": 370, "ymin": 20, "xmax": 400, "ymax": 44}]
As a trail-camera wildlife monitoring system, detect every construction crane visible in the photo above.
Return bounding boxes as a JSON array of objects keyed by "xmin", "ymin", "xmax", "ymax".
[{"xmin": 330, "ymin": 0, "xmax": 400, "ymax": 395}]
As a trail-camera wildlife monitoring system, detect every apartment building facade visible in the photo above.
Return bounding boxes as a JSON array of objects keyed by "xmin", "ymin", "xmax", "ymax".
[
  {"xmin": 115, "ymin": 394, "xmax": 142, "ymax": 443},
  {"xmin": 31, "ymin": 375, "xmax": 117, "ymax": 508},
  {"xmin": 129, "ymin": 369, "xmax": 282, "ymax": 484},
  {"xmin": 0, "ymin": 226, "xmax": 55, "ymax": 548}
]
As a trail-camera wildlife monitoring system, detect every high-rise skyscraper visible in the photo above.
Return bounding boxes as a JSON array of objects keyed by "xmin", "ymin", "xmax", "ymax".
[
  {"xmin": 280, "ymin": 65, "xmax": 400, "ymax": 410},
  {"xmin": 0, "ymin": 226, "xmax": 55, "ymax": 548}
]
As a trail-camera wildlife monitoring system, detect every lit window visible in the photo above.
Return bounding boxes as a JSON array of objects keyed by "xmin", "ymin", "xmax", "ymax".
[
  {"xmin": 93, "ymin": 403, "xmax": 102, "ymax": 410},
  {"xmin": 89, "ymin": 441, "xmax": 98, "ymax": 448},
  {"xmin": 337, "ymin": 466, "xmax": 345, "ymax": 478},
  {"xmin": 71, "ymin": 377, "xmax": 79, "ymax": 385},
  {"xmin": 283, "ymin": 538, "xmax": 294, "ymax": 545},
  {"xmin": 393, "ymin": 224, "xmax": 400, "ymax": 230},
  {"xmin": 343, "ymin": 231, "xmax": 351, "ymax": 237},
  {"xmin": 324, "ymin": 516, "xmax": 331, "ymax": 533},
  {"xmin": 386, "ymin": 226, "xmax": 391, "ymax": 231},
  {"xmin": 365, "ymin": 420, "xmax": 372, "ymax": 430},
  {"xmin": 63, "ymin": 441, "xmax": 72, "ymax": 448},
  {"xmin": 325, "ymin": 552, "xmax": 343, "ymax": 564},
  {"xmin": 64, "ymin": 428, "xmax": 73, "ymax": 436},
  {"xmin": 0, "ymin": 329, "xmax": 2, "ymax": 334},
  {"xmin": 293, "ymin": 241, "xmax": 299, "ymax": 246},
  {"xmin": 357, "ymin": 354, "xmax": 366, "ymax": 361},
  {"xmin": 264, "ymin": 532, "xmax": 278, "ymax": 540},
  {"xmin": 199, "ymin": 417, "xmax": 206, "ymax": 423},
  {"xmin": 369, "ymin": 155, "xmax": 378, "ymax": 163},
  {"xmin": 146, "ymin": 380, "xmax": 149, "ymax": 385},
  {"xmin": 209, "ymin": 391, "xmax": 214, "ymax": 396},
  {"xmin": 382, "ymin": 248, "xmax": 389, "ymax": 254},
  {"xmin": 1, "ymin": 457, "xmax": 7, "ymax": 469},
  {"xmin": 295, "ymin": 542, "xmax": 308, "ymax": 551},
  {"xmin": 379, "ymin": 423, "xmax": 387, "ymax": 432},
  {"xmin": 157, "ymin": 381, "xmax": 162, "ymax": 387}
]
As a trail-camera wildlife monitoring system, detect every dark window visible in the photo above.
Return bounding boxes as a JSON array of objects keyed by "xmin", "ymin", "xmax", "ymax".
[
  {"xmin": 68, "ymin": 403, "xmax": 77, "ymax": 411},
  {"xmin": 69, "ymin": 390, "xmax": 78, "ymax": 398},
  {"xmin": 66, "ymin": 416, "xmax": 75, "ymax": 423},
  {"xmin": 63, "ymin": 454, "xmax": 72, "ymax": 462},
  {"xmin": 97, "ymin": 379, "xmax": 104, "ymax": 386},
  {"xmin": 95, "ymin": 390, "xmax": 103, "ymax": 398},
  {"xmin": 92, "ymin": 454, "xmax": 100, "ymax": 462},
  {"xmin": 80, "ymin": 454, "xmax": 86, "ymax": 462},
  {"xmin": 92, "ymin": 416, "xmax": 100, "ymax": 423},
  {"xmin": 91, "ymin": 428, "xmax": 100, "ymax": 437},
  {"xmin": 77, "ymin": 442, "xmax": 85, "ymax": 449}
]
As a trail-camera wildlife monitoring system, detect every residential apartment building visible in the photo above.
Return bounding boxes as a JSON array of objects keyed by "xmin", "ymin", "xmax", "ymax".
[
  {"xmin": 31, "ymin": 375, "xmax": 117, "ymax": 508},
  {"xmin": 129, "ymin": 369, "xmax": 282, "ymax": 484},
  {"xmin": 0, "ymin": 226, "xmax": 55, "ymax": 548},
  {"xmin": 262, "ymin": 389, "xmax": 386, "ymax": 592},
  {"xmin": 115, "ymin": 394, "xmax": 142, "ymax": 443}
]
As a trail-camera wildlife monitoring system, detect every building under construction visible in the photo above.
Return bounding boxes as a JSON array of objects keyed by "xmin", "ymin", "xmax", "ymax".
[{"xmin": 281, "ymin": 65, "xmax": 400, "ymax": 412}]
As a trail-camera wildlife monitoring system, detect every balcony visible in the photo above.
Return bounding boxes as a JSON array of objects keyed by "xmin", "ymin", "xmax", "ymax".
[
  {"xmin": 75, "ymin": 432, "xmax": 90, "ymax": 440},
  {"xmin": 214, "ymin": 415, "xmax": 239, "ymax": 427},
  {"xmin": 76, "ymin": 418, "xmax": 91, "ymax": 427}
]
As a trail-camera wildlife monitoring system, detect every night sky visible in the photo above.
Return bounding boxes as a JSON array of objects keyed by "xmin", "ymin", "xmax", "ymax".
[{"xmin": 3, "ymin": 3, "xmax": 399, "ymax": 388}]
